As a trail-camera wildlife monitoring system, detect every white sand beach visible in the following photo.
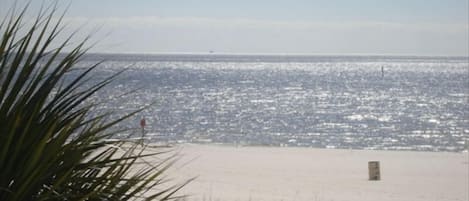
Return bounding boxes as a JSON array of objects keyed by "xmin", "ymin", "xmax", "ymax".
[{"xmin": 168, "ymin": 144, "xmax": 468, "ymax": 201}]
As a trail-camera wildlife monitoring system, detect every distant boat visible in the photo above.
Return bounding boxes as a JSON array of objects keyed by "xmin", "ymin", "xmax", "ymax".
[{"xmin": 209, "ymin": 50, "xmax": 214, "ymax": 54}]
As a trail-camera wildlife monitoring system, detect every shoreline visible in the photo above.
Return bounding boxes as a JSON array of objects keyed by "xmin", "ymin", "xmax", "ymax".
[{"xmin": 150, "ymin": 142, "xmax": 469, "ymax": 154}]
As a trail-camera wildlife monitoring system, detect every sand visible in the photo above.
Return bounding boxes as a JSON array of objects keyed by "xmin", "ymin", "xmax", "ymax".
[{"xmin": 165, "ymin": 144, "xmax": 468, "ymax": 201}]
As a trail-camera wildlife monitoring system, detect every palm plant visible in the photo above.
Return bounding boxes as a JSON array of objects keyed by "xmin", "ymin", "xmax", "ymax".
[{"xmin": 0, "ymin": 3, "xmax": 190, "ymax": 200}]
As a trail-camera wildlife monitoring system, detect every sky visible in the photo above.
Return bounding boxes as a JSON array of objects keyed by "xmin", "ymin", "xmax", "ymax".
[{"xmin": 1, "ymin": 0, "xmax": 468, "ymax": 56}]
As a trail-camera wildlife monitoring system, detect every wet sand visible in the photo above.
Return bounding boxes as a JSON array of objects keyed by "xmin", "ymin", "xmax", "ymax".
[{"xmin": 167, "ymin": 144, "xmax": 468, "ymax": 201}]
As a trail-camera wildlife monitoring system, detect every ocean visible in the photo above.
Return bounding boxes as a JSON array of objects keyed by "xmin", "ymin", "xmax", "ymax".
[{"xmin": 74, "ymin": 54, "xmax": 468, "ymax": 152}]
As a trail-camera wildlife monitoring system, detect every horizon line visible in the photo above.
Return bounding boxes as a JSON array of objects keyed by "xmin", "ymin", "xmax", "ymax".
[{"xmin": 85, "ymin": 51, "xmax": 469, "ymax": 58}]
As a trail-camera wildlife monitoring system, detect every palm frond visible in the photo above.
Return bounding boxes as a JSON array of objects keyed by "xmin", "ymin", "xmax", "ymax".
[{"xmin": 0, "ymin": 2, "xmax": 189, "ymax": 201}]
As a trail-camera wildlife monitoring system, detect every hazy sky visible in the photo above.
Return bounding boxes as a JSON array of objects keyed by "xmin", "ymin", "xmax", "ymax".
[{"xmin": 2, "ymin": 0, "xmax": 469, "ymax": 56}]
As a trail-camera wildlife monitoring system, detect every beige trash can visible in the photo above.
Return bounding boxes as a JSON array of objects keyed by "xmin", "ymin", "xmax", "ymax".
[{"xmin": 368, "ymin": 161, "xmax": 380, "ymax": 180}]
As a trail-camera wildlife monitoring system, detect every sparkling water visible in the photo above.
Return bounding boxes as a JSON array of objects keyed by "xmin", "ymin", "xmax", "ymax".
[{"xmin": 74, "ymin": 54, "xmax": 469, "ymax": 152}]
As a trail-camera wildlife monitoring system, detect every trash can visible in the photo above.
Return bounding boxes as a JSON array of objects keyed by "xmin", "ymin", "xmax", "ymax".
[{"xmin": 368, "ymin": 161, "xmax": 380, "ymax": 180}]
